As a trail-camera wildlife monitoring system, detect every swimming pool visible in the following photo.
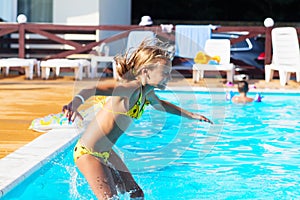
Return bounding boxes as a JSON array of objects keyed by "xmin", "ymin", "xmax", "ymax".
[{"xmin": 2, "ymin": 90, "xmax": 300, "ymax": 199}]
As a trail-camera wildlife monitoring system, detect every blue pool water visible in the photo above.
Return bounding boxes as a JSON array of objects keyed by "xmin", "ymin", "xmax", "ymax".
[{"xmin": 3, "ymin": 91, "xmax": 300, "ymax": 200}]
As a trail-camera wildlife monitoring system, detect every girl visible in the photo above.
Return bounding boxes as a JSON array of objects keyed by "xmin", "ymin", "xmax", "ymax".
[{"xmin": 63, "ymin": 41, "xmax": 213, "ymax": 199}]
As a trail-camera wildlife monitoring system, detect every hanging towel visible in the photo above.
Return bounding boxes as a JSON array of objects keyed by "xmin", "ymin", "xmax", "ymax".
[{"xmin": 175, "ymin": 25, "xmax": 212, "ymax": 58}]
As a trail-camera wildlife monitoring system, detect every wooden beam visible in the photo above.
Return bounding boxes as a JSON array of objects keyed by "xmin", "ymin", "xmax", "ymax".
[
  {"xmin": 26, "ymin": 28, "xmax": 83, "ymax": 49},
  {"xmin": 45, "ymin": 41, "xmax": 101, "ymax": 59},
  {"xmin": 18, "ymin": 24, "xmax": 25, "ymax": 58},
  {"xmin": 0, "ymin": 28, "xmax": 18, "ymax": 37},
  {"xmin": 264, "ymin": 27, "xmax": 272, "ymax": 65}
]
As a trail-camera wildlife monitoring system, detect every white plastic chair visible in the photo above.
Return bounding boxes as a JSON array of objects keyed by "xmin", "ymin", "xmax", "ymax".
[
  {"xmin": 193, "ymin": 39, "xmax": 235, "ymax": 82},
  {"xmin": 40, "ymin": 59, "xmax": 90, "ymax": 80},
  {"xmin": 126, "ymin": 31, "xmax": 155, "ymax": 53},
  {"xmin": 265, "ymin": 27, "xmax": 300, "ymax": 86},
  {"xmin": 91, "ymin": 31, "xmax": 155, "ymax": 79},
  {"xmin": 90, "ymin": 42, "xmax": 116, "ymax": 78}
]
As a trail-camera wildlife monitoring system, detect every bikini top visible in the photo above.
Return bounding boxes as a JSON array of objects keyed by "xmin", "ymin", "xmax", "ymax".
[{"xmin": 96, "ymin": 87, "xmax": 150, "ymax": 119}]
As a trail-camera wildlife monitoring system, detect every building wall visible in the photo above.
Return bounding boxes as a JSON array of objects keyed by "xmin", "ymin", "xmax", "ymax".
[
  {"xmin": 53, "ymin": 0, "xmax": 99, "ymax": 25},
  {"xmin": 53, "ymin": 0, "xmax": 131, "ymax": 25},
  {"xmin": 0, "ymin": 0, "xmax": 132, "ymax": 55},
  {"xmin": 0, "ymin": 0, "xmax": 131, "ymax": 25},
  {"xmin": 0, "ymin": 0, "xmax": 17, "ymax": 22},
  {"xmin": 99, "ymin": 0, "xmax": 131, "ymax": 25},
  {"xmin": 98, "ymin": 0, "xmax": 132, "ymax": 54}
]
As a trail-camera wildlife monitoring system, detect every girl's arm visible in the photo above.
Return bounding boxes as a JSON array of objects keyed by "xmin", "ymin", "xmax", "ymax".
[
  {"xmin": 147, "ymin": 91, "xmax": 213, "ymax": 124},
  {"xmin": 63, "ymin": 80, "xmax": 138, "ymax": 121}
]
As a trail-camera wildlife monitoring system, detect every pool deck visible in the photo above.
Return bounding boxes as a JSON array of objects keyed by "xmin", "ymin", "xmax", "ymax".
[{"xmin": 0, "ymin": 74, "xmax": 299, "ymax": 197}]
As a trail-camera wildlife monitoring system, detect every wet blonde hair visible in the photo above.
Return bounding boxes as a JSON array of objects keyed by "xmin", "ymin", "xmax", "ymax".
[{"xmin": 114, "ymin": 40, "xmax": 172, "ymax": 81}]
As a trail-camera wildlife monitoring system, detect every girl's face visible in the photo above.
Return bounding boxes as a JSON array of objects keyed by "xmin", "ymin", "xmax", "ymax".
[{"xmin": 144, "ymin": 59, "xmax": 172, "ymax": 90}]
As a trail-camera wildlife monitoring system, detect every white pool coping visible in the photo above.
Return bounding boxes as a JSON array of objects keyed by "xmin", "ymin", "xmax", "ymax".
[{"xmin": 0, "ymin": 86, "xmax": 299, "ymax": 197}]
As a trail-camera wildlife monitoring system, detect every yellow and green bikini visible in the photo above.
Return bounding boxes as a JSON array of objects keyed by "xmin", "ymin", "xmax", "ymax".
[{"xmin": 73, "ymin": 88, "xmax": 150, "ymax": 163}]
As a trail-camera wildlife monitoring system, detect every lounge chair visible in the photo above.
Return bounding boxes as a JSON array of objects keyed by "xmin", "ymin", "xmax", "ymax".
[
  {"xmin": 126, "ymin": 30, "xmax": 155, "ymax": 53},
  {"xmin": 90, "ymin": 30, "xmax": 155, "ymax": 79},
  {"xmin": 90, "ymin": 42, "xmax": 116, "ymax": 78},
  {"xmin": 0, "ymin": 58, "xmax": 39, "ymax": 79},
  {"xmin": 40, "ymin": 59, "xmax": 90, "ymax": 80},
  {"xmin": 193, "ymin": 39, "xmax": 235, "ymax": 82},
  {"xmin": 265, "ymin": 27, "xmax": 300, "ymax": 86}
]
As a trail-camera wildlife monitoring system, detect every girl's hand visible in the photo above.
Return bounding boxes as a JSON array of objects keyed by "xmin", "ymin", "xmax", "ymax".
[
  {"xmin": 190, "ymin": 113, "xmax": 213, "ymax": 124},
  {"xmin": 62, "ymin": 102, "xmax": 83, "ymax": 122}
]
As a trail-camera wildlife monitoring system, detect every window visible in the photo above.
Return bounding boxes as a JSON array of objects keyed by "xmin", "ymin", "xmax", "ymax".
[{"xmin": 17, "ymin": 0, "xmax": 52, "ymax": 23}]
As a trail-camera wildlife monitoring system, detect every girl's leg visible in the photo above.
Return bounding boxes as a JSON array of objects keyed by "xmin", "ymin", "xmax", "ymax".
[
  {"xmin": 109, "ymin": 150, "xmax": 144, "ymax": 199},
  {"xmin": 76, "ymin": 154, "xmax": 117, "ymax": 199}
]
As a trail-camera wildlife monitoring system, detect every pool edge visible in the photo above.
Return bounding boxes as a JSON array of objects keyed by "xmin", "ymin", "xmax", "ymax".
[{"xmin": 0, "ymin": 128, "xmax": 81, "ymax": 198}]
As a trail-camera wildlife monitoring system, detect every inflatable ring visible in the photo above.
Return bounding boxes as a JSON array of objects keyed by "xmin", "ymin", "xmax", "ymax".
[{"xmin": 226, "ymin": 91, "xmax": 263, "ymax": 102}]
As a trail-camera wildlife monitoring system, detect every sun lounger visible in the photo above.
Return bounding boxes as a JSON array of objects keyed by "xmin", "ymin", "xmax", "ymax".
[
  {"xmin": 193, "ymin": 39, "xmax": 234, "ymax": 82},
  {"xmin": 0, "ymin": 58, "xmax": 39, "ymax": 79},
  {"xmin": 40, "ymin": 59, "xmax": 90, "ymax": 80},
  {"xmin": 265, "ymin": 27, "xmax": 300, "ymax": 86}
]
